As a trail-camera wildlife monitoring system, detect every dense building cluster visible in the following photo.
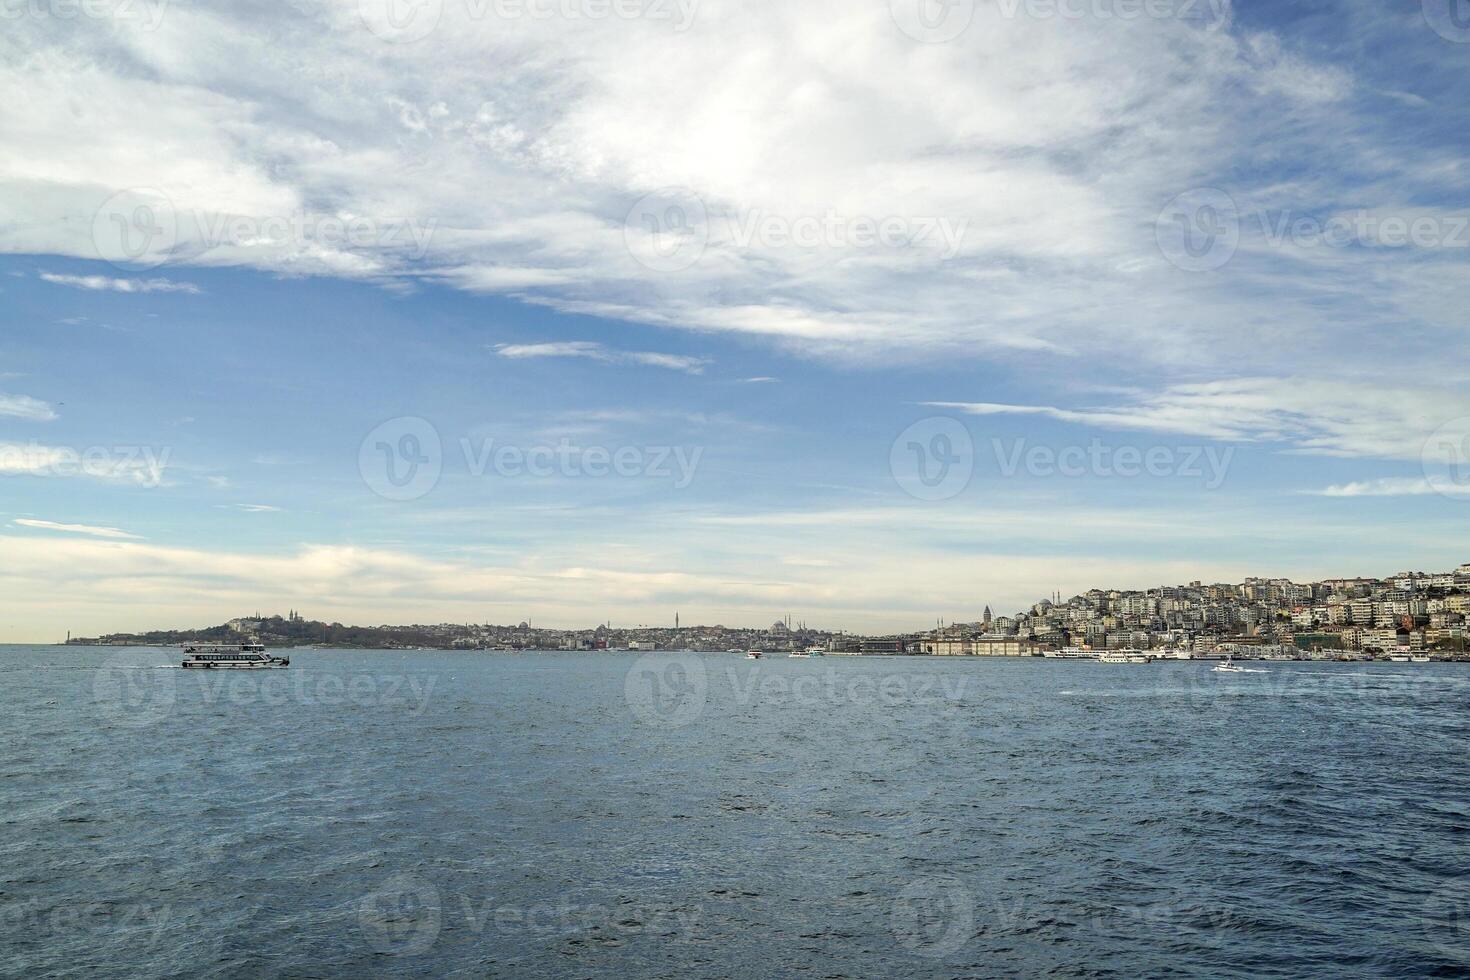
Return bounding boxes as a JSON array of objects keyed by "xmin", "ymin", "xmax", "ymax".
[{"xmin": 921, "ymin": 563, "xmax": 1470, "ymax": 660}]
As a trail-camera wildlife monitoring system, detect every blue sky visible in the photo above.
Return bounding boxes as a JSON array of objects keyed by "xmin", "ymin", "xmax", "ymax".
[{"xmin": 2, "ymin": 0, "xmax": 1469, "ymax": 640}]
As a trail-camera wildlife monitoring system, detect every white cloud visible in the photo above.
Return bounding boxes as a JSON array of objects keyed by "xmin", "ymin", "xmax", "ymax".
[
  {"xmin": 38, "ymin": 273, "xmax": 202, "ymax": 294},
  {"xmin": 1307, "ymin": 477, "xmax": 1470, "ymax": 498},
  {"xmin": 928, "ymin": 379, "xmax": 1470, "ymax": 461},
  {"xmin": 1, "ymin": 2, "xmax": 1460, "ymax": 379},
  {"xmin": 0, "ymin": 394, "xmax": 58, "ymax": 422},
  {"xmin": 12, "ymin": 518, "xmax": 141, "ymax": 539},
  {"xmin": 493, "ymin": 341, "xmax": 708, "ymax": 374}
]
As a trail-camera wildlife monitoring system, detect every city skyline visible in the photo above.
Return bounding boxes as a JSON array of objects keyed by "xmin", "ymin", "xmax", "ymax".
[{"xmin": 4, "ymin": 2, "xmax": 1470, "ymax": 640}]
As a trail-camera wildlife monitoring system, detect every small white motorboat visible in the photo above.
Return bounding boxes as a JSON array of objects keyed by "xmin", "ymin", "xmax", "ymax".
[
  {"xmin": 1212, "ymin": 656, "xmax": 1244, "ymax": 673},
  {"xmin": 746, "ymin": 650, "xmax": 763, "ymax": 660}
]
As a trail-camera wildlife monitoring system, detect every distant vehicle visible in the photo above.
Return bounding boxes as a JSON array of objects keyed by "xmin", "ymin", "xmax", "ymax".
[{"xmin": 181, "ymin": 643, "xmax": 290, "ymax": 669}]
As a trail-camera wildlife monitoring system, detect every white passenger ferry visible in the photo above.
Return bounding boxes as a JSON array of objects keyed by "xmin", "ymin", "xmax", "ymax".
[
  {"xmin": 181, "ymin": 643, "xmax": 290, "ymax": 669},
  {"xmin": 1043, "ymin": 647, "xmax": 1101, "ymax": 660}
]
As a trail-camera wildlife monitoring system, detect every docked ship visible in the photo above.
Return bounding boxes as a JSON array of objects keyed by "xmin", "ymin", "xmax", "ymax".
[
  {"xmin": 1099, "ymin": 650, "xmax": 1151, "ymax": 664},
  {"xmin": 181, "ymin": 643, "xmax": 290, "ymax": 669},
  {"xmin": 1044, "ymin": 647, "xmax": 1101, "ymax": 660}
]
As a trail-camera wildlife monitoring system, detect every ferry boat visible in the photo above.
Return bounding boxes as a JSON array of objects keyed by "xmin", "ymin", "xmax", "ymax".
[
  {"xmin": 805, "ymin": 645, "xmax": 826, "ymax": 657},
  {"xmin": 746, "ymin": 650, "xmax": 763, "ymax": 660},
  {"xmin": 1099, "ymin": 650, "xmax": 1150, "ymax": 664},
  {"xmin": 1043, "ymin": 647, "xmax": 1101, "ymax": 660},
  {"xmin": 181, "ymin": 643, "xmax": 290, "ymax": 669},
  {"xmin": 1411, "ymin": 655, "xmax": 1432, "ymax": 663}
]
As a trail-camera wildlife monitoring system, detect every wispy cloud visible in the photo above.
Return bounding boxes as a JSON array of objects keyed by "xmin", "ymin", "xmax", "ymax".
[
  {"xmin": 492, "ymin": 341, "xmax": 709, "ymax": 374},
  {"xmin": 231, "ymin": 503, "xmax": 284, "ymax": 513},
  {"xmin": 1306, "ymin": 477, "xmax": 1470, "ymax": 498},
  {"xmin": 0, "ymin": 394, "xmax": 58, "ymax": 422},
  {"xmin": 12, "ymin": 518, "xmax": 141, "ymax": 539},
  {"xmin": 39, "ymin": 273, "xmax": 201, "ymax": 294},
  {"xmin": 927, "ymin": 379, "xmax": 1470, "ymax": 461},
  {"xmin": 741, "ymin": 377, "xmax": 779, "ymax": 384}
]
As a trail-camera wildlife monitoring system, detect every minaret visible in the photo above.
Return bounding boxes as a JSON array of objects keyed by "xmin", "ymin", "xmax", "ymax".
[{"xmin": 676, "ymin": 612, "xmax": 680, "ymax": 630}]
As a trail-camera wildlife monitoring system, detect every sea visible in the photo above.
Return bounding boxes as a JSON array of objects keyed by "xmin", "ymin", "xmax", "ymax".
[{"xmin": 3, "ymin": 646, "xmax": 1468, "ymax": 978}]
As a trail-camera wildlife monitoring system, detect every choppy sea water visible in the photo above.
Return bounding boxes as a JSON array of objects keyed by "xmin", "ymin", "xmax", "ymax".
[{"xmin": 3, "ymin": 646, "xmax": 1469, "ymax": 978}]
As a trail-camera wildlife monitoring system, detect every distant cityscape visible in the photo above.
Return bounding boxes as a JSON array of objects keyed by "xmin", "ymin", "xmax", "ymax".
[{"xmin": 63, "ymin": 561, "xmax": 1470, "ymax": 661}]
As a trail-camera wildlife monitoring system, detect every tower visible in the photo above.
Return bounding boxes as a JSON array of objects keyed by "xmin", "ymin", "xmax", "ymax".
[{"xmin": 983, "ymin": 605, "xmax": 993, "ymax": 625}]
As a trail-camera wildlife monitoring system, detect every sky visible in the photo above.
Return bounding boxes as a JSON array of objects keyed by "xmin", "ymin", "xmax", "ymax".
[{"xmin": 2, "ymin": 0, "xmax": 1470, "ymax": 641}]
